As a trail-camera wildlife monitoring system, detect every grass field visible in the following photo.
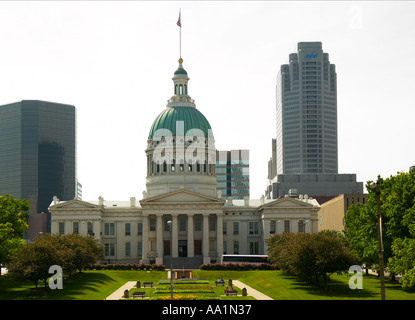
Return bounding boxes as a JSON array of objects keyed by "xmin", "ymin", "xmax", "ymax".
[{"xmin": 1, "ymin": 270, "xmax": 414, "ymax": 300}]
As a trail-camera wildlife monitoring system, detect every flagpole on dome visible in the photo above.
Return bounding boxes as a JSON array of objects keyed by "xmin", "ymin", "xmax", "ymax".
[{"xmin": 177, "ymin": 8, "xmax": 182, "ymax": 63}]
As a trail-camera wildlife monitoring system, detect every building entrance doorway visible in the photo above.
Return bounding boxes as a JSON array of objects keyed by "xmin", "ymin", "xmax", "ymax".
[
  {"xmin": 178, "ymin": 240, "xmax": 187, "ymax": 257},
  {"xmin": 164, "ymin": 240, "xmax": 170, "ymax": 256}
]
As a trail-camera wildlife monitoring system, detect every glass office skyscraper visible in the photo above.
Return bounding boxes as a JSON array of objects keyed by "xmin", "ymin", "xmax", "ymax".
[
  {"xmin": 276, "ymin": 42, "xmax": 337, "ymax": 175},
  {"xmin": 267, "ymin": 42, "xmax": 363, "ymax": 199},
  {"xmin": 216, "ymin": 150, "xmax": 249, "ymax": 199},
  {"xmin": 0, "ymin": 100, "xmax": 76, "ymax": 239}
]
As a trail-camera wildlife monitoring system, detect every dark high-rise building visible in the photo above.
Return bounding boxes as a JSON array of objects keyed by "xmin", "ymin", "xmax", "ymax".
[{"xmin": 0, "ymin": 100, "xmax": 76, "ymax": 239}]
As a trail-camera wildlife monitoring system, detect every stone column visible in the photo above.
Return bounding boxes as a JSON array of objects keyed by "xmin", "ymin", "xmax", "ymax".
[
  {"xmin": 172, "ymin": 214, "xmax": 178, "ymax": 258},
  {"xmin": 262, "ymin": 217, "xmax": 270, "ymax": 254},
  {"xmin": 156, "ymin": 214, "xmax": 163, "ymax": 264},
  {"xmin": 187, "ymin": 214, "xmax": 194, "ymax": 258},
  {"xmin": 141, "ymin": 214, "xmax": 149, "ymax": 263},
  {"xmin": 216, "ymin": 214, "xmax": 223, "ymax": 261},
  {"xmin": 202, "ymin": 214, "xmax": 210, "ymax": 264}
]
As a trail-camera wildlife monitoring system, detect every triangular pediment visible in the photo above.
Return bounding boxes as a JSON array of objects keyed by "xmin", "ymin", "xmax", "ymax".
[
  {"xmin": 140, "ymin": 188, "xmax": 225, "ymax": 205},
  {"xmin": 49, "ymin": 198, "xmax": 102, "ymax": 210},
  {"xmin": 261, "ymin": 196, "xmax": 316, "ymax": 209}
]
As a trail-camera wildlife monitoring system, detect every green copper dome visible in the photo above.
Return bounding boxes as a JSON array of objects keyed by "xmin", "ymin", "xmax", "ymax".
[
  {"xmin": 174, "ymin": 66, "xmax": 188, "ymax": 76},
  {"xmin": 148, "ymin": 106, "xmax": 213, "ymax": 140}
]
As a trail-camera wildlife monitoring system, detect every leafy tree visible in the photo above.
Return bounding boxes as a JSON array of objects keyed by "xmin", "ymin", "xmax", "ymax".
[
  {"xmin": 7, "ymin": 234, "xmax": 61, "ymax": 289},
  {"xmin": 7, "ymin": 233, "xmax": 103, "ymax": 289},
  {"xmin": 298, "ymin": 233, "xmax": 359, "ymax": 290},
  {"xmin": 266, "ymin": 232, "xmax": 359, "ymax": 290},
  {"xmin": 0, "ymin": 194, "xmax": 29, "ymax": 274},
  {"xmin": 378, "ymin": 171, "xmax": 415, "ymax": 240},
  {"xmin": 345, "ymin": 171, "xmax": 415, "ymax": 287},
  {"xmin": 344, "ymin": 202, "xmax": 378, "ymax": 272},
  {"xmin": 266, "ymin": 232, "xmax": 300, "ymax": 274},
  {"xmin": 389, "ymin": 238, "xmax": 415, "ymax": 289},
  {"xmin": 57, "ymin": 233, "xmax": 104, "ymax": 276}
]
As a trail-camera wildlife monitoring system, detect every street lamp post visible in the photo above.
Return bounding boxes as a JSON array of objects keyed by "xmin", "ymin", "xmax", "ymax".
[
  {"xmin": 371, "ymin": 181, "xmax": 386, "ymax": 300},
  {"xmin": 167, "ymin": 220, "xmax": 173, "ymax": 300}
]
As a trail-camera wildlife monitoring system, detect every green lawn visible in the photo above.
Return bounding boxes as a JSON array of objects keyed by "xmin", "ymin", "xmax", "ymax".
[
  {"xmin": 193, "ymin": 270, "xmax": 415, "ymax": 300},
  {"xmin": 0, "ymin": 270, "xmax": 166, "ymax": 300},
  {"xmin": 1, "ymin": 270, "xmax": 414, "ymax": 300}
]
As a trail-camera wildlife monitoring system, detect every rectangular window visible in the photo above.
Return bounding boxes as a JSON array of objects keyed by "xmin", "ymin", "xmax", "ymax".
[
  {"xmin": 87, "ymin": 222, "xmax": 94, "ymax": 236},
  {"xmin": 223, "ymin": 241, "xmax": 227, "ymax": 254},
  {"xmin": 125, "ymin": 242, "xmax": 131, "ymax": 256},
  {"xmin": 233, "ymin": 241, "xmax": 239, "ymax": 254},
  {"xmin": 137, "ymin": 222, "xmax": 143, "ymax": 235},
  {"xmin": 270, "ymin": 220, "xmax": 276, "ymax": 234},
  {"xmin": 150, "ymin": 217, "xmax": 156, "ymax": 231},
  {"xmin": 249, "ymin": 221, "xmax": 259, "ymax": 235},
  {"xmin": 249, "ymin": 242, "xmax": 259, "ymax": 254},
  {"xmin": 209, "ymin": 217, "xmax": 216, "ymax": 231},
  {"xmin": 138, "ymin": 242, "xmax": 142, "ymax": 257},
  {"xmin": 59, "ymin": 222, "xmax": 65, "ymax": 235},
  {"xmin": 73, "ymin": 222, "xmax": 79, "ymax": 234},
  {"xmin": 104, "ymin": 223, "xmax": 115, "ymax": 236},
  {"xmin": 194, "ymin": 216, "xmax": 201, "ymax": 231},
  {"xmin": 298, "ymin": 220, "xmax": 305, "ymax": 233},
  {"xmin": 179, "ymin": 216, "xmax": 186, "ymax": 231},
  {"xmin": 105, "ymin": 243, "xmax": 115, "ymax": 256},
  {"xmin": 284, "ymin": 220, "xmax": 290, "ymax": 233},
  {"xmin": 233, "ymin": 222, "xmax": 239, "ymax": 235},
  {"xmin": 223, "ymin": 221, "xmax": 227, "ymax": 235},
  {"xmin": 125, "ymin": 223, "xmax": 131, "ymax": 236}
]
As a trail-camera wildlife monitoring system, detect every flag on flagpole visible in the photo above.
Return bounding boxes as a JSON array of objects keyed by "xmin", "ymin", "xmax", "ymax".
[{"xmin": 177, "ymin": 10, "xmax": 181, "ymax": 27}]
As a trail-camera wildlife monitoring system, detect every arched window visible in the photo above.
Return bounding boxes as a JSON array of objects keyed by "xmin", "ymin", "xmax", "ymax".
[
  {"xmin": 171, "ymin": 159, "xmax": 176, "ymax": 172},
  {"xmin": 179, "ymin": 84, "xmax": 183, "ymax": 95}
]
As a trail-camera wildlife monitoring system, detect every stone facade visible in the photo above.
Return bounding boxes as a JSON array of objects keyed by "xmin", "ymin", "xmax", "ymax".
[{"xmin": 49, "ymin": 191, "xmax": 319, "ymax": 267}]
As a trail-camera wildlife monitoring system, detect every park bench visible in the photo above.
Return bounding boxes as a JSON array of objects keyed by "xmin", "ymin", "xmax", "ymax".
[
  {"xmin": 143, "ymin": 282, "xmax": 153, "ymax": 288},
  {"xmin": 132, "ymin": 291, "xmax": 145, "ymax": 299},
  {"xmin": 225, "ymin": 289, "xmax": 238, "ymax": 296},
  {"xmin": 215, "ymin": 280, "xmax": 225, "ymax": 286}
]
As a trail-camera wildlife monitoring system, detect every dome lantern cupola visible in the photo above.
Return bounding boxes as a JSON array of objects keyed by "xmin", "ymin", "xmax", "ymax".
[
  {"xmin": 169, "ymin": 58, "xmax": 195, "ymax": 108},
  {"xmin": 145, "ymin": 58, "xmax": 217, "ymax": 198}
]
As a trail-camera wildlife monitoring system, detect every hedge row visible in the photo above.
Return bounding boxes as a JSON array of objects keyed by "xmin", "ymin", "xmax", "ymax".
[
  {"xmin": 200, "ymin": 262, "xmax": 277, "ymax": 271},
  {"xmin": 86, "ymin": 263, "xmax": 166, "ymax": 271},
  {"xmin": 86, "ymin": 262, "xmax": 276, "ymax": 271}
]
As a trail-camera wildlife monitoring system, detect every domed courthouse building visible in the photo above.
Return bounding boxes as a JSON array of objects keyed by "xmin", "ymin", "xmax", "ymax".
[{"xmin": 49, "ymin": 58, "xmax": 319, "ymax": 268}]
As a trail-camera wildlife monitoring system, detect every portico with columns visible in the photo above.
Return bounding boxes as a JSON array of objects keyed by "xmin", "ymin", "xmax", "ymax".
[{"xmin": 139, "ymin": 188, "xmax": 225, "ymax": 267}]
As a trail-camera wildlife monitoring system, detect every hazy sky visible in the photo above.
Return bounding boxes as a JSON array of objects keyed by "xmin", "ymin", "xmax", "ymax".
[{"xmin": 1, "ymin": 1, "xmax": 414, "ymax": 201}]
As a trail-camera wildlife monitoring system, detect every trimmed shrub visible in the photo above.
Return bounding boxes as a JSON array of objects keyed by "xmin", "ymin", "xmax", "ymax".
[
  {"xmin": 86, "ymin": 263, "xmax": 166, "ymax": 271},
  {"xmin": 200, "ymin": 262, "xmax": 277, "ymax": 271}
]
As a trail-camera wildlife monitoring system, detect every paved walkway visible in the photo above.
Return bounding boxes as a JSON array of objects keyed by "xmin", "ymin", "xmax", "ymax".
[
  {"xmin": 105, "ymin": 281, "xmax": 136, "ymax": 300},
  {"xmin": 232, "ymin": 280, "xmax": 273, "ymax": 300},
  {"xmin": 106, "ymin": 279, "xmax": 273, "ymax": 300}
]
